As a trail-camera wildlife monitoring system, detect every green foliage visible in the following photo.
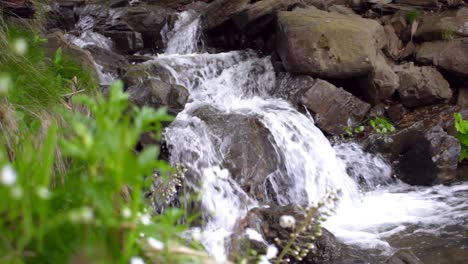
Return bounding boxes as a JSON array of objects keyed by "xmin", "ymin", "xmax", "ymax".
[
  {"xmin": 343, "ymin": 125, "xmax": 365, "ymax": 137},
  {"xmin": 454, "ymin": 113, "xmax": 468, "ymax": 161},
  {"xmin": 441, "ymin": 28, "xmax": 456, "ymax": 41},
  {"xmin": 406, "ymin": 9, "xmax": 421, "ymax": 24},
  {"xmin": 369, "ymin": 117, "xmax": 395, "ymax": 135}
]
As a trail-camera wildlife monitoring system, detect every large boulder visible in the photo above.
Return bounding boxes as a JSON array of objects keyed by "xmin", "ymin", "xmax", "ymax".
[
  {"xmin": 415, "ymin": 38, "xmax": 468, "ymax": 78},
  {"xmin": 229, "ymin": 205, "xmax": 343, "ymax": 263},
  {"xmin": 357, "ymin": 53, "xmax": 399, "ymax": 103},
  {"xmin": 415, "ymin": 8, "xmax": 468, "ymax": 41},
  {"xmin": 45, "ymin": 30, "xmax": 100, "ymax": 82},
  {"xmin": 127, "ymin": 79, "xmax": 189, "ymax": 116},
  {"xmin": 104, "ymin": 6, "xmax": 174, "ymax": 51},
  {"xmin": 276, "ymin": 7, "xmax": 385, "ymax": 79},
  {"xmin": 279, "ymin": 76, "xmax": 371, "ymax": 135},
  {"xmin": 102, "ymin": 30, "xmax": 144, "ymax": 54},
  {"xmin": 193, "ymin": 106, "xmax": 285, "ymax": 202},
  {"xmin": 393, "ymin": 63, "xmax": 452, "ymax": 108}
]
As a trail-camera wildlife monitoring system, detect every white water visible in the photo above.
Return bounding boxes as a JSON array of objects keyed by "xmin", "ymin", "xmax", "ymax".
[{"xmin": 155, "ymin": 11, "xmax": 468, "ymax": 262}]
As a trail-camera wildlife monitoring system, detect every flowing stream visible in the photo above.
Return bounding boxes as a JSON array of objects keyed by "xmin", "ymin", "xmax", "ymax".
[
  {"xmin": 71, "ymin": 9, "xmax": 468, "ymax": 263},
  {"xmin": 154, "ymin": 11, "xmax": 468, "ymax": 263}
]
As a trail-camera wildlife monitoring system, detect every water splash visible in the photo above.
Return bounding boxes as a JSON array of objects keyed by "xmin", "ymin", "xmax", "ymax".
[{"xmin": 158, "ymin": 10, "xmax": 468, "ymax": 262}]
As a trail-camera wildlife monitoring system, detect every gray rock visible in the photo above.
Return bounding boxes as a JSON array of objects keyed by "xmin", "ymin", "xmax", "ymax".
[
  {"xmin": 102, "ymin": 30, "xmax": 144, "ymax": 54},
  {"xmin": 193, "ymin": 106, "xmax": 285, "ymax": 202},
  {"xmin": 229, "ymin": 205, "xmax": 343, "ymax": 263},
  {"xmin": 299, "ymin": 78, "xmax": 371, "ymax": 135},
  {"xmin": 383, "ymin": 24, "xmax": 403, "ymax": 60},
  {"xmin": 276, "ymin": 7, "xmax": 385, "ymax": 79},
  {"xmin": 127, "ymin": 79, "xmax": 189, "ymax": 116},
  {"xmin": 415, "ymin": 38, "xmax": 468, "ymax": 78},
  {"xmin": 457, "ymin": 89, "xmax": 468, "ymax": 111},
  {"xmin": 415, "ymin": 8, "xmax": 468, "ymax": 41},
  {"xmin": 393, "ymin": 0, "xmax": 439, "ymax": 8},
  {"xmin": 385, "ymin": 249, "xmax": 424, "ymax": 264},
  {"xmin": 394, "ymin": 63, "xmax": 452, "ymax": 107}
]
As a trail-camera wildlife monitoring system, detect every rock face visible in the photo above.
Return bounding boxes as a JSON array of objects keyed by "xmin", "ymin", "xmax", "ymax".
[
  {"xmin": 276, "ymin": 7, "xmax": 385, "ymax": 79},
  {"xmin": 385, "ymin": 249, "xmax": 424, "ymax": 264},
  {"xmin": 364, "ymin": 120, "xmax": 461, "ymax": 185},
  {"xmin": 229, "ymin": 205, "xmax": 343, "ymax": 263},
  {"xmin": 394, "ymin": 64, "xmax": 452, "ymax": 107},
  {"xmin": 294, "ymin": 77, "xmax": 371, "ymax": 135},
  {"xmin": 415, "ymin": 38, "xmax": 468, "ymax": 78},
  {"xmin": 415, "ymin": 8, "xmax": 468, "ymax": 41},
  {"xmin": 193, "ymin": 107, "xmax": 285, "ymax": 202},
  {"xmin": 127, "ymin": 79, "xmax": 189, "ymax": 116},
  {"xmin": 45, "ymin": 30, "xmax": 100, "ymax": 81}
]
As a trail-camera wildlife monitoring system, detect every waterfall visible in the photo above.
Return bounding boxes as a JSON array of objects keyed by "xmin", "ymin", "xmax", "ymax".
[{"xmin": 157, "ymin": 11, "xmax": 468, "ymax": 262}]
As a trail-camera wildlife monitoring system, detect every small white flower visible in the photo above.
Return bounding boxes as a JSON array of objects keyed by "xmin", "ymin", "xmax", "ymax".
[
  {"xmin": 1, "ymin": 164, "xmax": 16, "ymax": 186},
  {"xmin": 122, "ymin": 207, "xmax": 132, "ymax": 219},
  {"xmin": 258, "ymin": 255, "xmax": 270, "ymax": 264},
  {"xmin": 246, "ymin": 228, "xmax": 264, "ymax": 242},
  {"xmin": 191, "ymin": 227, "xmax": 202, "ymax": 242},
  {"xmin": 266, "ymin": 245, "xmax": 278, "ymax": 260},
  {"xmin": 37, "ymin": 187, "xmax": 51, "ymax": 199},
  {"xmin": 279, "ymin": 215, "xmax": 296, "ymax": 228},
  {"xmin": 80, "ymin": 207, "xmax": 94, "ymax": 223},
  {"xmin": 0, "ymin": 73, "xmax": 12, "ymax": 95},
  {"xmin": 139, "ymin": 213, "xmax": 151, "ymax": 225},
  {"xmin": 10, "ymin": 186, "xmax": 23, "ymax": 199},
  {"xmin": 12, "ymin": 38, "xmax": 28, "ymax": 56},
  {"xmin": 147, "ymin": 237, "xmax": 164, "ymax": 250},
  {"xmin": 130, "ymin": 256, "xmax": 145, "ymax": 264}
]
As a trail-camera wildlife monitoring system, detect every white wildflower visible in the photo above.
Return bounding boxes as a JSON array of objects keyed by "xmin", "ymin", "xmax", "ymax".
[
  {"xmin": 1, "ymin": 164, "xmax": 16, "ymax": 186},
  {"xmin": 122, "ymin": 207, "xmax": 132, "ymax": 219},
  {"xmin": 10, "ymin": 186, "xmax": 23, "ymax": 199},
  {"xmin": 246, "ymin": 228, "xmax": 264, "ymax": 242},
  {"xmin": 37, "ymin": 186, "xmax": 51, "ymax": 199},
  {"xmin": 191, "ymin": 227, "xmax": 202, "ymax": 241},
  {"xmin": 12, "ymin": 38, "xmax": 28, "ymax": 56},
  {"xmin": 279, "ymin": 215, "xmax": 296, "ymax": 228},
  {"xmin": 0, "ymin": 73, "xmax": 12, "ymax": 95},
  {"xmin": 139, "ymin": 213, "xmax": 151, "ymax": 225},
  {"xmin": 80, "ymin": 207, "xmax": 94, "ymax": 223},
  {"xmin": 147, "ymin": 237, "xmax": 164, "ymax": 250},
  {"xmin": 130, "ymin": 256, "xmax": 145, "ymax": 264},
  {"xmin": 266, "ymin": 245, "xmax": 278, "ymax": 259},
  {"xmin": 258, "ymin": 255, "xmax": 270, "ymax": 264}
]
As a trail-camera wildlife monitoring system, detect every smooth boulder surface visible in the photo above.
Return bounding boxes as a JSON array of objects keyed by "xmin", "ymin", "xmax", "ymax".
[
  {"xmin": 394, "ymin": 63, "xmax": 452, "ymax": 107},
  {"xmin": 415, "ymin": 8, "xmax": 468, "ymax": 41},
  {"xmin": 298, "ymin": 77, "xmax": 371, "ymax": 135},
  {"xmin": 415, "ymin": 38, "xmax": 468, "ymax": 78},
  {"xmin": 385, "ymin": 249, "xmax": 424, "ymax": 264},
  {"xmin": 229, "ymin": 205, "xmax": 343, "ymax": 263},
  {"xmin": 276, "ymin": 7, "xmax": 385, "ymax": 79},
  {"xmin": 127, "ymin": 79, "xmax": 189, "ymax": 116},
  {"xmin": 193, "ymin": 106, "xmax": 286, "ymax": 202}
]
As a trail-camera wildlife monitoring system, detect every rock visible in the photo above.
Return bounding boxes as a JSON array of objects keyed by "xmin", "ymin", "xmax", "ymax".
[
  {"xmin": 364, "ymin": 120, "xmax": 461, "ymax": 185},
  {"xmin": 276, "ymin": 8, "xmax": 385, "ymax": 79},
  {"xmin": 203, "ymin": 0, "xmax": 301, "ymax": 31},
  {"xmin": 229, "ymin": 205, "xmax": 343, "ymax": 263},
  {"xmin": 394, "ymin": 63, "xmax": 452, "ymax": 108},
  {"xmin": 415, "ymin": 9, "xmax": 468, "ymax": 41},
  {"xmin": 299, "ymin": 78, "xmax": 371, "ymax": 135},
  {"xmin": 357, "ymin": 53, "xmax": 399, "ymax": 103},
  {"xmin": 457, "ymin": 89, "xmax": 468, "ymax": 110},
  {"xmin": 127, "ymin": 79, "xmax": 188, "ymax": 116},
  {"xmin": 45, "ymin": 3, "xmax": 76, "ymax": 31},
  {"xmin": 193, "ymin": 106, "xmax": 285, "ymax": 202},
  {"xmin": 102, "ymin": 30, "xmax": 143, "ymax": 54},
  {"xmin": 393, "ymin": 0, "xmax": 439, "ymax": 8},
  {"xmin": 1, "ymin": 0, "xmax": 35, "ymax": 18},
  {"xmin": 415, "ymin": 38, "xmax": 468, "ymax": 78},
  {"xmin": 45, "ymin": 30, "xmax": 100, "ymax": 81},
  {"xmin": 105, "ymin": 6, "xmax": 174, "ymax": 51},
  {"xmin": 85, "ymin": 45, "xmax": 128, "ymax": 78},
  {"xmin": 385, "ymin": 249, "xmax": 424, "ymax": 264},
  {"xmin": 383, "ymin": 24, "xmax": 403, "ymax": 60},
  {"xmin": 123, "ymin": 62, "xmax": 173, "ymax": 87}
]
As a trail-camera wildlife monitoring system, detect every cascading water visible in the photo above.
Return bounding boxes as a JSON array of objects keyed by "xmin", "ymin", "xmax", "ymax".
[{"xmin": 155, "ymin": 11, "xmax": 468, "ymax": 263}]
